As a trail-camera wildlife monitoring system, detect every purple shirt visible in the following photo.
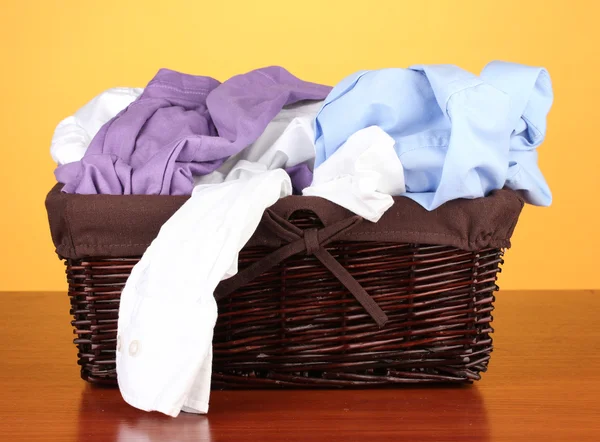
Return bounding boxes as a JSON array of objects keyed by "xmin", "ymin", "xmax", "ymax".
[{"xmin": 56, "ymin": 67, "xmax": 330, "ymax": 195}]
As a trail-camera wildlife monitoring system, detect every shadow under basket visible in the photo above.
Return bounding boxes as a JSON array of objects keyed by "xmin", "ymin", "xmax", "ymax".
[{"xmin": 64, "ymin": 210, "xmax": 504, "ymax": 388}]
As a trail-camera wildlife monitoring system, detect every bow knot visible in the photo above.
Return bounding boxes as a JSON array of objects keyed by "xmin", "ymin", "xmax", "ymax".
[
  {"xmin": 215, "ymin": 209, "xmax": 388, "ymax": 328},
  {"xmin": 303, "ymin": 228, "xmax": 320, "ymax": 255}
]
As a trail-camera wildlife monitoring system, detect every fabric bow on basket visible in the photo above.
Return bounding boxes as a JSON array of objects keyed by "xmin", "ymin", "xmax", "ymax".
[{"xmin": 215, "ymin": 210, "xmax": 389, "ymax": 328}]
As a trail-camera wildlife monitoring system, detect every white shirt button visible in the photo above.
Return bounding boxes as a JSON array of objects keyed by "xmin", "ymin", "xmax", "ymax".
[
  {"xmin": 129, "ymin": 340, "xmax": 140, "ymax": 356},
  {"xmin": 116, "ymin": 335, "xmax": 122, "ymax": 352}
]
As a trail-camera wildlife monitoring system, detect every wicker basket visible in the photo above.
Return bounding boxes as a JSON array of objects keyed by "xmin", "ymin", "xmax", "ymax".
[{"xmin": 47, "ymin": 186, "xmax": 522, "ymax": 388}]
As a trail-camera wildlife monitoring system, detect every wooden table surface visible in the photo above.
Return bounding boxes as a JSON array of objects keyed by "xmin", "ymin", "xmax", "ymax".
[{"xmin": 0, "ymin": 290, "xmax": 598, "ymax": 441}]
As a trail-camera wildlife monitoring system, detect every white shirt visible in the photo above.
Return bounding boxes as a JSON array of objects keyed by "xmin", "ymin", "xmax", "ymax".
[
  {"xmin": 117, "ymin": 166, "xmax": 292, "ymax": 416},
  {"xmin": 303, "ymin": 125, "xmax": 406, "ymax": 222},
  {"xmin": 50, "ymin": 87, "xmax": 143, "ymax": 165}
]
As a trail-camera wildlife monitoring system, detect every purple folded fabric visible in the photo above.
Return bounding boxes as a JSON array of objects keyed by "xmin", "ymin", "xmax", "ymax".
[{"xmin": 56, "ymin": 67, "xmax": 331, "ymax": 195}]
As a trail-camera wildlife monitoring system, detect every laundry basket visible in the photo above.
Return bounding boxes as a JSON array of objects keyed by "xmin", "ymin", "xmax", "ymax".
[{"xmin": 46, "ymin": 185, "xmax": 523, "ymax": 387}]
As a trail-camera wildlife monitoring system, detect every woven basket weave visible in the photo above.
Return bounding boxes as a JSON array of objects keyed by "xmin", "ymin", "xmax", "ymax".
[{"xmin": 64, "ymin": 210, "xmax": 503, "ymax": 387}]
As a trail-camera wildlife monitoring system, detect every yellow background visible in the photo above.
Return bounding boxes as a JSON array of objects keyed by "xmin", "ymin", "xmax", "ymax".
[{"xmin": 0, "ymin": 0, "xmax": 598, "ymax": 291}]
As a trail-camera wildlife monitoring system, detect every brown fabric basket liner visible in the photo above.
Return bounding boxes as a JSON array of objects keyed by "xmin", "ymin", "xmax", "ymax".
[{"xmin": 46, "ymin": 184, "xmax": 523, "ymax": 259}]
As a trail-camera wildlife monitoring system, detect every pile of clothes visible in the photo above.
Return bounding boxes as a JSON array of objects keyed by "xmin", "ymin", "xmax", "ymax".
[{"xmin": 50, "ymin": 62, "xmax": 553, "ymax": 416}]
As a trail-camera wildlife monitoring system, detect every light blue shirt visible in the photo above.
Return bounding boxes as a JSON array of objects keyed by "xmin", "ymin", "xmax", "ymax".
[{"xmin": 314, "ymin": 61, "xmax": 553, "ymax": 210}]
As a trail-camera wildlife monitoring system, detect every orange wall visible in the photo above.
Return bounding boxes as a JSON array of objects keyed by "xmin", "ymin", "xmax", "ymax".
[{"xmin": 0, "ymin": 0, "xmax": 598, "ymax": 291}]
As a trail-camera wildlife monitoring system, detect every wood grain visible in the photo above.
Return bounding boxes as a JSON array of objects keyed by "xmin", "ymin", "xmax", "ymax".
[{"xmin": 0, "ymin": 290, "xmax": 598, "ymax": 441}]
